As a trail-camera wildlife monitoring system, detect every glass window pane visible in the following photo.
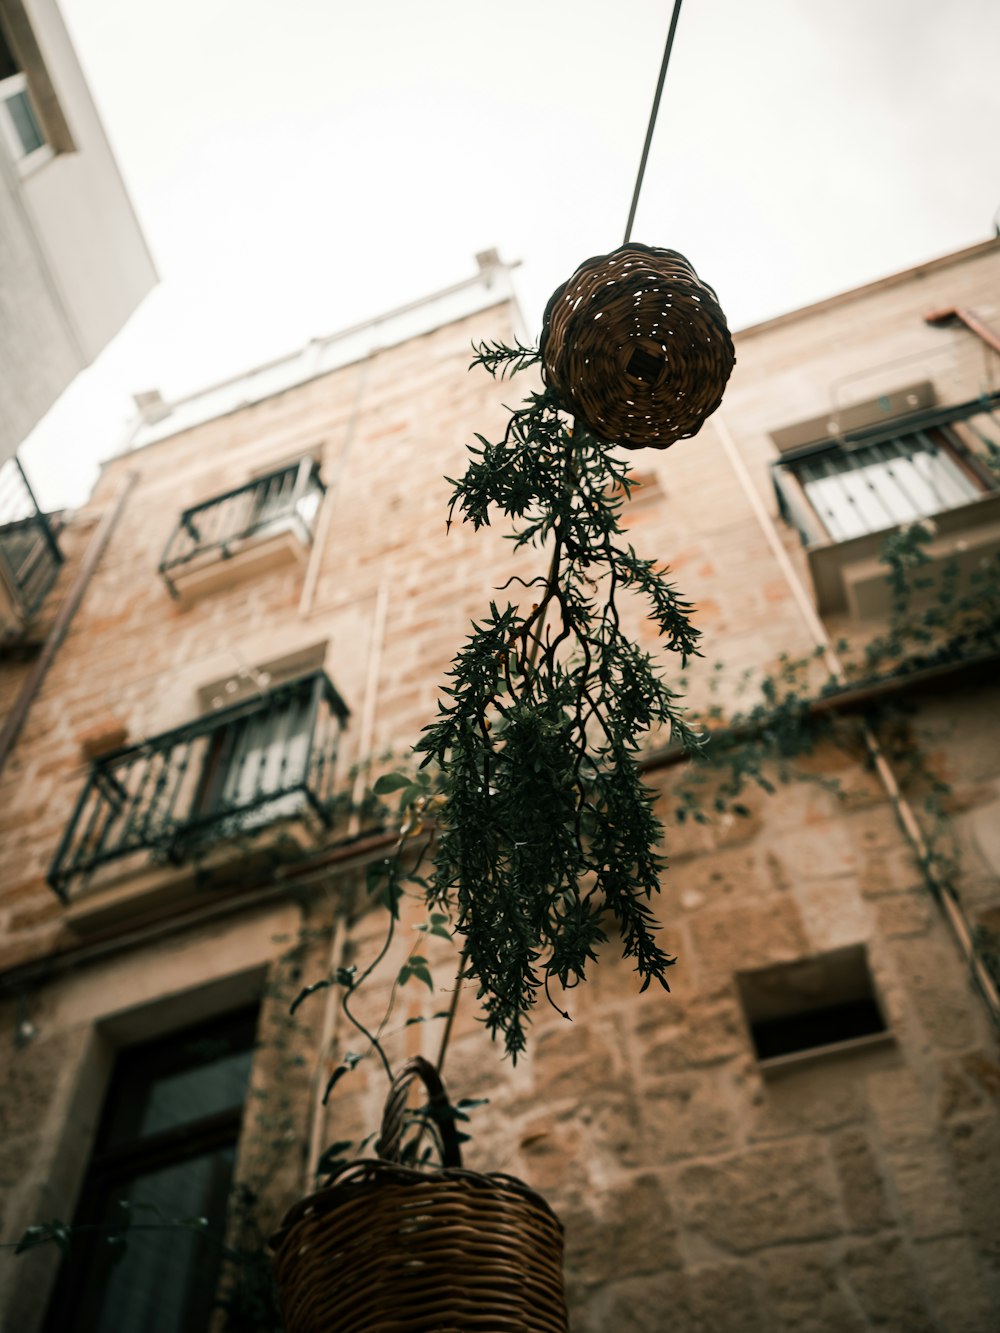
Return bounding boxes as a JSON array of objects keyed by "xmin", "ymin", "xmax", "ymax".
[
  {"xmin": 78, "ymin": 1145, "xmax": 236, "ymax": 1333},
  {"xmin": 102, "ymin": 1012, "xmax": 257, "ymax": 1147},
  {"xmin": 5, "ymin": 88, "xmax": 45, "ymax": 156},
  {"xmin": 133, "ymin": 1045, "xmax": 254, "ymax": 1138}
]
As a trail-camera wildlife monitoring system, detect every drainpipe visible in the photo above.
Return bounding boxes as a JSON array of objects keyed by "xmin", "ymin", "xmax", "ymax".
[
  {"xmin": 924, "ymin": 307, "xmax": 1000, "ymax": 357},
  {"xmin": 0, "ymin": 470, "xmax": 138, "ymax": 777},
  {"xmin": 711, "ymin": 414, "xmax": 1000, "ymax": 1028}
]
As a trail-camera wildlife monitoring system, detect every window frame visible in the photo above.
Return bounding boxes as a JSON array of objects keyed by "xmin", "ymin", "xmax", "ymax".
[
  {"xmin": 43, "ymin": 1008, "xmax": 259, "ymax": 1333},
  {"xmin": 0, "ymin": 68, "xmax": 51, "ymax": 168},
  {"xmin": 770, "ymin": 392, "xmax": 1000, "ymax": 617},
  {"xmin": 736, "ymin": 944, "xmax": 892, "ymax": 1073},
  {"xmin": 774, "ymin": 419, "xmax": 993, "ymax": 548}
]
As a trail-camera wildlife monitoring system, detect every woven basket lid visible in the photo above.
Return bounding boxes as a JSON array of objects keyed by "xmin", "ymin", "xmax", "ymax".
[{"xmin": 540, "ymin": 242, "xmax": 735, "ymax": 449}]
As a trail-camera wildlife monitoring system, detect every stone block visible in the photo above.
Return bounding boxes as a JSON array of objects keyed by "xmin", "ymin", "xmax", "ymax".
[
  {"xmin": 673, "ymin": 1139, "xmax": 841, "ymax": 1253},
  {"xmin": 0, "ymin": 1027, "xmax": 84, "ymax": 1140},
  {"xmin": 746, "ymin": 1042, "xmax": 892, "ymax": 1141},
  {"xmin": 576, "ymin": 1090, "xmax": 649, "ymax": 1173},
  {"xmin": 944, "ymin": 1116, "xmax": 1000, "ymax": 1255},
  {"xmin": 641, "ymin": 1070, "xmax": 739, "ymax": 1162},
  {"xmin": 513, "ymin": 1111, "xmax": 584, "ymax": 1194},
  {"xmin": 686, "ymin": 898, "xmax": 808, "ymax": 989},
  {"xmin": 666, "ymin": 845, "xmax": 767, "ymax": 912},
  {"xmin": 937, "ymin": 1050, "xmax": 1000, "ymax": 1121},
  {"xmin": 636, "ymin": 992, "xmax": 746, "ymax": 1071},
  {"xmin": 563, "ymin": 1171, "xmax": 681, "ymax": 1287},
  {"xmin": 872, "ymin": 890, "xmax": 933, "ymax": 937},
  {"xmin": 796, "ymin": 881, "xmax": 873, "ymax": 952},
  {"xmin": 831, "ymin": 1127, "xmax": 894, "ymax": 1233},
  {"xmin": 843, "ymin": 1234, "xmax": 936, "ymax": 1331},
  {"xmin": 849, "ymin": 807, "xmax": 926, "ymax": 899},
  {"xmin": 531, "ymin": 1019, "xmax": 626, "ymax": 1105},
  {"xmin": 887, "ymin": 1143, "xmax": 966, "ymax": 1239},
  {"xmin": 575, "ymin": 1264, "xmax": 771, "ymax": 1333},
  {"xmin": 766, "ymin": 820, "xmax": 859, "ymax": 891},
  {"xmin": 886, "ymin": 935, "xmax": 979, "ymax": 1052},
  {"xmin": 758, "ymin": 1242, "xmax": 868, "ymax": 1333},
  {"xmin": 865, "ymin": 1065, "xmax": 935, "ymax": 1154},
  {"xmin": 916, "ymin": 1236, "xmax": 996, "ymax": 1333}
]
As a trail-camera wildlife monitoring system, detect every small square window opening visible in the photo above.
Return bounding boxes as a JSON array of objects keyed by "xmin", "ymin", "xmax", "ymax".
[{"xmin": 737, "ymin": 944, "xmax": 889, "ymax": 1065}]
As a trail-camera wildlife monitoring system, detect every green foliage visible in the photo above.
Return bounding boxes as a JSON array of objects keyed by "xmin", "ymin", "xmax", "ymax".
[
  {"xmin": 415, "ymin": 354, "xmax": 703, "ymax": 1057},
  {"xmin": 467, "ymin": 337, "xmax": 541, "ymax": 380},
  {"xmin": 13, "ymin": 1219, "xmax": 71, "ymax": 1256},
  {"xmin": 857, "ymin": 523, "xmax": 1000, "ymax": 678}
]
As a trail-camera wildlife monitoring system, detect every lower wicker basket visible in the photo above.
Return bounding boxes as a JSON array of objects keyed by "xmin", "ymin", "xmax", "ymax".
[{"xmin": 269, "ymin": 1057, "xmax": 568, "ymax": 1333}]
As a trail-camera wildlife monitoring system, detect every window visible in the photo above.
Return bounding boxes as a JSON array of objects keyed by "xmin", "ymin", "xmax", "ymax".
[
  {"xmin": 737, "ymin": 944, "xmax": 889, "ymax": 1067},
  {"xmin": 0, "ymin": 25, "xmax": 46, "ymax": 162},
  {"xmin": 44, "ymin": 1009, "xmax": 258, "ymax": 1333},
  {"xmin": 193, "ymin": 677, "xmax": 317, "ymax": 835},
  {"xmin": 771, "ymin": 388, "xmax": 1000, "ymax": 616},
  {"xmin": 778, "ymin": 421, "xmax": 987, "ymax": 545}
]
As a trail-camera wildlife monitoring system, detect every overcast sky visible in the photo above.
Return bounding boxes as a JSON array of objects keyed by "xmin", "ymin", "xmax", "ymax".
[{"xmin": 22, "ymin": 0, "xmax": 1000, "ymax": 509}]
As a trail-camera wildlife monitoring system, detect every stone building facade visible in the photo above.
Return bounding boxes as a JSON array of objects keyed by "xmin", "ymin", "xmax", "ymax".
[{"xmin": 0, "ymin": 242, "xmax": 999, "ymax": 1331}]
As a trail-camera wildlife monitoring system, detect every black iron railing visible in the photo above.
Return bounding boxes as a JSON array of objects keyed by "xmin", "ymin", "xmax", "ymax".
[
  {"xmin": 0, "ymin": 456, "xmax": 63, "ymax": 634},
  {"xmin": 159, "ymin": 458, "xmax": 325, "ymax": 596},
  {"xmin": 773, "ymin": 394, "xmax": 1000, "ymax": 546},
  {"xmin": 48, "ymin": 672, "xmax": 348, "ymax": 901}
]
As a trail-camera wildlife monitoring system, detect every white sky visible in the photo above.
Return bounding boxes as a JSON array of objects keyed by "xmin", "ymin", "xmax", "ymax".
[{"xmin": 22, "ymin": 0, "xmax": 1000, "ymax": 510}]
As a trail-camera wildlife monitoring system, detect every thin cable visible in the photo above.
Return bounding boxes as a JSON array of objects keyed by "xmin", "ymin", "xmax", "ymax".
[{"xmin": 623, "ymin": 0, "xmax": 684, "ymax": 245}]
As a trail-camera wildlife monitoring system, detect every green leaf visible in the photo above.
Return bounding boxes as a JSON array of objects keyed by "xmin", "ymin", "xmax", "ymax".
[
  {"xmin": 105, "ymin": 1232, "xmax": 128, "ymax": 1267},
  {"xmin": 373, "ymin": 772, "xmax": 412, "ymax": 795},
  {"xmin": 316, "ymin": 1141, "xmax": 355, "ymax": 1175},
  {"xmin": 322, "ymin": 1065, "xmax": 352, "ymax": 1104},
  {"xmin": 15, "ymin": 1220, "xmax": 71, "ymax": 1256},
  {"xmin": 410, "ymin": 962, "xmax": 434, "ymax": 991}
]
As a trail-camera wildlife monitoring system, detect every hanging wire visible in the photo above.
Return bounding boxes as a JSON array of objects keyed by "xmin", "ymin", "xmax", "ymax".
[{"xmin": 623, "ymin": 0, "xmax": 684, "ymax": 245}]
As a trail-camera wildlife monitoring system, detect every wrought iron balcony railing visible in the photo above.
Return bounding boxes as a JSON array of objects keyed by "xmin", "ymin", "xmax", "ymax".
[
  {"xmin": 0, "ymin": 456, "xmax": 63, "ymax": 639},
  {"xmin": 48, "ymin": 671, "xmax": 348, "ymax": 901},
  {"xmin": 159, "ymin": 458, "xmax": 325, "ymax": 596}
]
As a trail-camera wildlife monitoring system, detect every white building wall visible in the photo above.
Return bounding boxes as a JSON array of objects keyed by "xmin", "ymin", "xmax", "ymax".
[{"xmin": 0, "ymin": 0, "xmax": 156, "ymax": 463}]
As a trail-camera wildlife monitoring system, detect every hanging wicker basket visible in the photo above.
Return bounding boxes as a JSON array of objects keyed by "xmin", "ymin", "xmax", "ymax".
[
  {"xmin": 539, "ymin": 242, "xmax": 735, "ymax": 449},
  {"xmin": 269, "ymin": 1057, "xmax": 568, "ymax": 1333}
]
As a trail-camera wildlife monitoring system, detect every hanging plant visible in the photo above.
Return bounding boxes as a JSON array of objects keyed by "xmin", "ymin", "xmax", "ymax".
[
  {"xmin": 413, "ymin": 339, "xmax": 713, "ymax": 1057},
  {"xmin": 275, "ymin": 300, "xmax": 731, "ymax": 1329}
]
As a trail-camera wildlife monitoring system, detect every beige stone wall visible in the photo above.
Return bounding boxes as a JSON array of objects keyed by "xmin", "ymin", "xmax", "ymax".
[{"xmin": 1, "ymin": 247, "xmax": 999, "ymax": 1331}]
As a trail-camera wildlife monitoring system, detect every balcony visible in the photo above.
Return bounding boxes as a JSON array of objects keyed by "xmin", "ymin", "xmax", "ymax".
[
  {"xmin": 771, "ymin": 392, "xmax": 1000, "ymax": 616},
  {"xmin": 48, "ymin": 671, "xmax": 348, "ymax": 902},
  {"xmin": 159, "ymin": 458, "xmax": 325, "ymax": 600},
  {"xmin": 0, "ymin": 456, "xmax": 63, "ymax": 645}
]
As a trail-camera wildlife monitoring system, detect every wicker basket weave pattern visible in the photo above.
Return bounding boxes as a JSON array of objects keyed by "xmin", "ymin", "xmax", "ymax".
[
  {"xmin": 540, "ymin": 242, "xmax": 735, "ymax": 450},
  {"xmin": 270, "ymin": 1059, "xmax": 568, "ymax": 1332}
]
